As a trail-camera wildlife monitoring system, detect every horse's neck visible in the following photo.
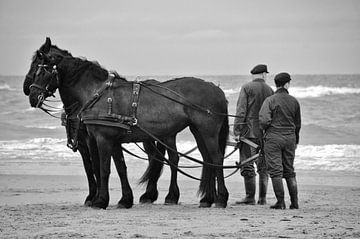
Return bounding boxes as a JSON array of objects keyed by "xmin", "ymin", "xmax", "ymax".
[{"xmin": 58, "ymin": 59, "xmax": 107, "ymax": 112}]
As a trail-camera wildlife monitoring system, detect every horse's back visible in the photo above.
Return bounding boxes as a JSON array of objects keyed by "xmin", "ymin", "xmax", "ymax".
[{"xmin": 161, "ymin": 77, "xmax": 227, "ymax": 112}]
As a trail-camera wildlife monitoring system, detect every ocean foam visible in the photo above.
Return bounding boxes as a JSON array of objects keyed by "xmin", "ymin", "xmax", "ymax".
[
  {"xmin": 1, "ymin": 139, "xmax": 360, "ymax": 174},
  {"xmin": 24, "ymin": 125, "xmax": 61, "ymax": 130},
  {"xmin": 290, "ymin": 86, "xmax": 360, "ymax": 98},
  {"xmin": 223, "ymin": 86, "xmax": 360, "ymax": 98},
  {"xmin": 0, "ymin": 83, "xmax": 13, "ymax": 91}
]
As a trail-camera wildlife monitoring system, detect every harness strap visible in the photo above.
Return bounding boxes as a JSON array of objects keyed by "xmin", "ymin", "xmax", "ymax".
[
  {"xmin": 130, "ymin": 82, "xmax": 141, "ymax": 123},
  {"xmin": 81, "ymin": 112, "xmax": 131, "ymax": 130},
  {"xmin": 77, "ymin": 74, "xmax": 115, "ymax": 118}
]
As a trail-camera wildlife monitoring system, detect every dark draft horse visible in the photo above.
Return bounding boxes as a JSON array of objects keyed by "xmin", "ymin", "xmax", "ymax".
[
  {"xmin": 23, "ymin": 40, "xmax": 168, "ymax": 208},
  {"xmin": 27, "ymin": 38, "xmax": 229, "ymax": 209},
  {"xmin": 23, "ymin": 43, "xmax": 135, "ymax": 208}
]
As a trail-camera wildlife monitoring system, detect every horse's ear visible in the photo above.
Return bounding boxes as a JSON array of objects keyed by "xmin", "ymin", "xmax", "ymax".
[
  {"xmin": 40, "ymin": 37, "xmax": 51, "ymax": 54},
  {"xmin": 42, "ymin": 53, "xmax": 51, "ymax": 63},
  {"xmin": 36, "ymin": 50, "xmax": 43, "ymax": 58}
]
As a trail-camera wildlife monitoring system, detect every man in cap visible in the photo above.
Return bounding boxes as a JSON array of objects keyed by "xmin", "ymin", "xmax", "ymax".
[
  {"xmin": 233, "ymin": 64, "xmax": 274, "ymax": 205},
  {"xmin": 259, "ymin": 72, "xmax": 301, "ymax": 209}
]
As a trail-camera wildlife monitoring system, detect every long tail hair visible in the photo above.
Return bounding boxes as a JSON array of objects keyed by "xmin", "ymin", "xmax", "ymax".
[
  {"xmin": 139, "ymin": 143, "xmax": 165, "ymax": 185},
  {"xmin": 219, "ymin": 114, "xmax": 229, "ymax": 156}
]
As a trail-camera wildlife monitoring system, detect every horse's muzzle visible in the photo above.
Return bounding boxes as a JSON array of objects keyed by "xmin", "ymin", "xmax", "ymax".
[{"xmin": 29, "ymin": 93, "xmax": 44, "ymax": 108}]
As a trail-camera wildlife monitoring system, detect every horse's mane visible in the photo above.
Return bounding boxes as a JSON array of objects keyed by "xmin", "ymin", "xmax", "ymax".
[
  {"xmin": 32, "ymin": 45, "xmax": 73, "ymax": 61},
  {"xmin": 60, "ymin": 56, "xmax": 130, "ymax": 87},
  {"xmin": 61, "ymin": 56, "xmax": 108, "ymax": 86}
]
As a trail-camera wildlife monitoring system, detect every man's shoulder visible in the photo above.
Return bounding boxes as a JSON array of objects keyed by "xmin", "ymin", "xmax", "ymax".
[
  {"xmin": 244, "ymin": 80, "xmax": 271, "ymax": 88},
  {"xmin": 288, "ymin": 94, "xmax": 300, "ymax": 106},
  {"xmin": 276, "ymin": 92, "xmax": 300, "ymax": 104}
]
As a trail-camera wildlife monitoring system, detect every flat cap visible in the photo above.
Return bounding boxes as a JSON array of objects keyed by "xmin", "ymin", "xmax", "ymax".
[
  {"xmin": 250, "ymin": 64, "xmax": 269, "ymax": 74},
  {"xmin": 274, "ymin": 72, "xmax": 291, "ymax": 85}
]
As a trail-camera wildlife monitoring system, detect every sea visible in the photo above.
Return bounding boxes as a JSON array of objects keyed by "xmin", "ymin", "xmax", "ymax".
[{"xmin": 1, "ymin": 74, "xmax": 360, "ymax": 180}]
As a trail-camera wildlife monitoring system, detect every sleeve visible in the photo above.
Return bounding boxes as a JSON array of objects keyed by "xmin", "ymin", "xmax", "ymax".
[
  {"xmin": 233, "ymin": 86, "xmax": 248, "ymax": 136},
  {"xmin": 259, "ymin": 98, "xmax": 272, "ymax": 131},
  {"xmin": 294, "ymin": 101, "xmax": 301, "ymax": 144}
]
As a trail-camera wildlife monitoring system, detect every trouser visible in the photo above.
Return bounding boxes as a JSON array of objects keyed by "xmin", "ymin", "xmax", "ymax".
[
  {"xmin": 263, "ymin": 133, "xmax": 296, "ymax": 179},
  {"xmin": 239, "ymin": 138, "xmax": 267, "ymax": 177}
]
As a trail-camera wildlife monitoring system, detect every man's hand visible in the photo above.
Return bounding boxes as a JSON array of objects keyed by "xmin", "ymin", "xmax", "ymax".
[{"xmin": 234, "ymin": 135, "xmax": 240, "ymax": 142}]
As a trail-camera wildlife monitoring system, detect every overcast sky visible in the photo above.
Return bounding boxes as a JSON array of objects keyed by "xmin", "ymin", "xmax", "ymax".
[{"xmin": 0, "ymin": 0, "xmax": 359, "ymax": 76}]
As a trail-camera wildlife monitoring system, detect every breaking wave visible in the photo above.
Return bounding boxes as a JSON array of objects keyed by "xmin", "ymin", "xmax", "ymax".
[{"xmin": 224, "ymin": 86, "xmax": 360, "ymax": 98}]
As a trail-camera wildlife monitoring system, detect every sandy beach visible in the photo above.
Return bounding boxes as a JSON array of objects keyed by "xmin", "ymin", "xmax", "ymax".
[{"xmin": 1, "ymin": 171, "xmax": 359, "ymax": 238}]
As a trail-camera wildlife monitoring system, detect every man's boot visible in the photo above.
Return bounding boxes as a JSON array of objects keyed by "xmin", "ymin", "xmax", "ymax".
[
  {"xmin": 286, "ymin": 177, "xmax": 299, "ymax": 209},
  {"xmin": 257, "ymin": 173, "xmax": 268, "ymax": 205},
  {"xmin": 270, "ymin": 177, "xmax": 285, "ymax": 209},
  {"xmin": 236, "ymin": 176, "xmax": 256, "ymax": 205}
]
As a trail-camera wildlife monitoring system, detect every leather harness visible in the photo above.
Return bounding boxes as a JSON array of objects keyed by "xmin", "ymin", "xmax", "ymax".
[{"xmin": 64, "ymin": 74, "xmax": 142, "ymax": 151}]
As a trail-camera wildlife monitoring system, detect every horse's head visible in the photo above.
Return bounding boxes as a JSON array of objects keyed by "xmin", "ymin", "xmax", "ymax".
[{"xmin": 25, "ymin": 37, "xmax": 70, "ymax": 107}]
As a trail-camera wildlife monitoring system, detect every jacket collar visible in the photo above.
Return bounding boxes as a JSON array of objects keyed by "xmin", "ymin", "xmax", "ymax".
[
  {"xmin": 275, "ymin": 87, "xmax": 289, "ymax": 94},
  {"xmin": 253, "ymin": 78, "xmax": 265, "ymax": 83}
]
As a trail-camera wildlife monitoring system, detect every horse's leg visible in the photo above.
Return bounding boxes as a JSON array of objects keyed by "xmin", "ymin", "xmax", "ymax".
[
  {"xmin": 205, "ymin": 137, "xmax": 228, "ymax": 208},
  {"xmin": 91, "ymin": 134, "xmax": 113, "ymax": 209},
  {"xmin": 189, "ymin": 126, "xmax": 216, "ymax": 208},
  {"xmin": 198, "ymin": 125, "xmax": 229, "ymax": 208},
  {"xmin": 77, "ymin": 140, "xmax": 97, "ymax": 206},
  {"xmin": 139, "ymin": 141, "xmax": 164, "ymax": 203},
  {"xmin": 214, "ymin": 117, "xmax": 229, "ymax": 208},
  {"xmin": 163, "ymin": 136, "xmax": 180, "ymax": 205},
  {"xmin": 112, "ymin": 144, "xmax": 134, "ymax": 209},
  {"xmin": 87, "ymin": 137, "xmax": 101, "ymax": 205}
]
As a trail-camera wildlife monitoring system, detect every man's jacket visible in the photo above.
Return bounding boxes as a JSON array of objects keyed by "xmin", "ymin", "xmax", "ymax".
[
  {"xmin": 234, "ymin": 78, "xmax": 274, "ymax": 139},
  {"xmin": 259, "ymin": 88, "xmax": 301, "ymax": 144}
]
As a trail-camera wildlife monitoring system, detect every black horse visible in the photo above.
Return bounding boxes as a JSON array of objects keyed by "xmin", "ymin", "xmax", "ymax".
[
  {"xmin": 24, "ymin": 39, "xmax": 193, "ymax": 207},
  {"xmin": 23, "ymin": 43, "xmax": 136, "ymax": 208},
  {"xmin": 28, "ymin": 38, "xmax": 229, "ymax": 209}
]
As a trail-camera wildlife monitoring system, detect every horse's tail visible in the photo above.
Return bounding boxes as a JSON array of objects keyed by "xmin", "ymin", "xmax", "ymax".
[
  {"xmin": 219, "ymin": 114, "xmax": 229, "ymax": 156},
  {"xmin": 139, "ymin": 143, "xmax": 165, "ymax": 185},
  {"xmin": 196, "ymin": 113, "xmax": 229, "ymax": 201}
]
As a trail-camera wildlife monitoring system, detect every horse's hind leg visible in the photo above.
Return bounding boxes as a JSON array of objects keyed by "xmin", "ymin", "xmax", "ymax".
[
  {"xmin": 201, "ymin": 134, "xmax": 229, "ymax": 208},
  {"xmin": 213, "ymin": 150, "xmax": 228, "ymax": 208},
  {"xmin": 189, "ymin": 126, "xmax": 216, "ymax": 208},
  {"xmin": 139, "ymin": 141, "xmax": 164, "ymax": 203},
  {"xmin": 163, "ymin": 136, "xmax": 180, "ymax": 205},
  {"xmin": 112, "ymin": 144, "xmax": 134, "ymax": 209}
]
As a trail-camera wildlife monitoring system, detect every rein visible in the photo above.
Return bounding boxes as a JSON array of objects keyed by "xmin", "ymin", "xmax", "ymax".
[
  {"xmin": 135, "ymin": 123, "xmax": 259, "ymax": 169},
  {"xmin": 139, "ymin": 82, "xmax": 241, "ymax": 118}
]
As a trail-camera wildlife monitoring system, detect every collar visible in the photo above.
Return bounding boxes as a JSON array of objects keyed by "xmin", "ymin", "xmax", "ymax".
[
  {"xmin": 275, "ymin": 88, "xmax": 289, "ymax": 94},
  {"xmin": 253, "ymin": 78, "xmax": 265, "ymax": 83}
]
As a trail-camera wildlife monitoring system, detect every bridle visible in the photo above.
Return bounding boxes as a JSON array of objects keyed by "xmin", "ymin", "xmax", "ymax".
[{"xmin": 29, "ymin": 62, "xmax": 60, "ymax": 108}]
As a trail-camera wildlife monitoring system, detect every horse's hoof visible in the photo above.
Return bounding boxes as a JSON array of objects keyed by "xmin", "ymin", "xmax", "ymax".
[
  {"xmin": 199, "ymin": 202, "xmax": 212, "ymax": 208},
  {"xmin": 139, "ymin": 198, "xmax": 153, "ymax": 204},
  {"xmin": 117, "ymin": 203, "xmax": 133, "ymax": 209},
  {"xmin": 164, "ymin": 200, "xmax": 178, "ymax": 205},
  {"xmin": 91, "ymin": 200, "xmax": 108, "ymax": 210},
  {"xmin": 214, "ymin": 202, "xmax": 227, "ymax": 208},
  {"xmin": 117, "ymin": 201, "xmax": 133, "ymax": 209},
  {"xmin": 84, "ymin": 200, "xmax": 92, "ymax": 207}
]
